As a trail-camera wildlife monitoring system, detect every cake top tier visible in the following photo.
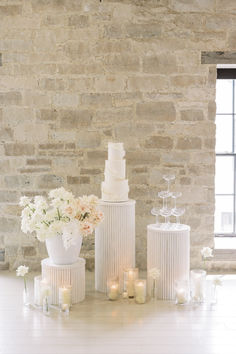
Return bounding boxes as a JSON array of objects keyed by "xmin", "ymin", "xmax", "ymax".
[{"xmin": 108, "ymin": 142, "xmax": 125, "ymax": 160}]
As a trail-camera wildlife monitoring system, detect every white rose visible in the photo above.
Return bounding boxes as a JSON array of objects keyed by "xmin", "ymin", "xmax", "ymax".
[{"xmin": 16, "ymin": 265, "xmax": 29, "ymax": 277}]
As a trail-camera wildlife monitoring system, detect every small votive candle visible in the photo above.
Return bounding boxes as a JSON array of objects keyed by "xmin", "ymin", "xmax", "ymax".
[
  {"xmin": 61, "ymin": 303, "xmax": 70, "ymax": 314},
  {"xmin": 59, "ymin": 285, "xmax": 72, "ymax": 310},
  {"xmin": 175, "ymin": 280, "xmax": 189, "ymax": 305},
  {"xmin": 107, "ymin": 279, "xmax": 119, "ymax": 301},
  {"xmin": 124, "ymin": 268, "xmax": 139, "ymax": 298},
  {"xmin": 122, "ymin": 291, "xmax": 128, "ymax": 299},
  {"xmin": 135, "ymin": 279, "xmax": 146, "ymax": 304}
]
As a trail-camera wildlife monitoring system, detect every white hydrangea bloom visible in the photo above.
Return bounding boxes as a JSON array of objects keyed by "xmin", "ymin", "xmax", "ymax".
[
  {"xmin": 19, "ymin": 196, "xmax": 31, "ymax": 207},
  {"xmin": 48, "ymin": 187, "xmax": 74, "ymax": 201},
  {"xmin": 34, "ymin": 196, "xmax": 48, "ymax": 211},
  {"xmin": 16, "ymin": 265, "xmax": 29, "ymax": 277}
]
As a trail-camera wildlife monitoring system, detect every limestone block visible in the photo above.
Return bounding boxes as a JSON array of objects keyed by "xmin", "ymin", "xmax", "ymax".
[
  {"xmin": 60, "ymin": 110, "xmax": 92, "ymax": 128},
  {"xmin": 0, "ymin": 92, "xmax": 22, "ymax": 105},
  {"xmin": 68, "ymin": 15, "xmax": 89, "ymax": 27},
  {"xmin": 144, "ymin": 136, "xmax": 173, "ymax": 149},
  {"xmin": 36, "ymin": 175, "xmax": 64, "ymax": 189},
  {"xmin": 176, "ymin": 137, "xmax": 202, "ymax": 150},
  {"xmin": 136, "ymin": 101, "xmax": 176, "ymax": 121},
  {"xmin": 0, "ymin": 191, "xmax": 18, "ymax": 203},
  {"xmin": 125, "ymin": 23, "xmax": 161, "ymax": 39},
  {"xmin": 105, "ymin": 54, "xmax": 140, "ymax": 72},
  {"xmin": 67, "ymin": 176, "xmax": 90, "ymax": 185},
  {"xmin": 143, "ymin": 54, "xmax": 177, "ymax": 74},
  {"xmin": 0, "ymin": 5, "xmax": 22, "ymax": 16},
  {"xmin": 94, "ymin": 75, "xmax": 126, "ymax": 92},
  {"xmin": 127, "ymin": 76, "xmax": 169, "ymax": 91},
  {"xmin": 0, "ymin": 218, "xmax": 19, "ymax": 233},
  {"xmin": 77, "ymin": 131, "xmax": 101, "ymax": 149},
  {"xmin": 180, "ymin": 110, "xmax": 204, "ymax": 121}
]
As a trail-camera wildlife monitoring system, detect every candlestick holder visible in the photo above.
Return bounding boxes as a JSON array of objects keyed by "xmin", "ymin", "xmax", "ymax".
[
  {"xmin": 124, "ymin": 268, "xmax": 139, "ymax": 298},
  {"xmin": 190, "ymin": 269, "xmax": 206, "ymax": 303},
  {"xmin": 135, "ymin": 279, "xmax": 146, "ymax": 304},
  {"xmin": 175, "ymin": 280, "xmax": 189, "ymax": 305}
]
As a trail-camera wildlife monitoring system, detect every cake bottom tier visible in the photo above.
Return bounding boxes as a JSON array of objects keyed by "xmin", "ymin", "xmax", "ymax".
[{"xmin": 41, "ymin": 258, "xmax": 85, "ymax": 305}]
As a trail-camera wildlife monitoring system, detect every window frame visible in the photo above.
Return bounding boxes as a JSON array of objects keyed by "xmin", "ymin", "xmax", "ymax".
[{"xmin": 215, "ymin": 69, "xmax": 236, "ymax": 237}]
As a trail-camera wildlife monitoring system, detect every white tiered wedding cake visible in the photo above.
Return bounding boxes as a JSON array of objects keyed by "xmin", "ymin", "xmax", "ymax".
[
  {"xmin": 95, "ymin": 142, "xmax": 135, "ymax": 293},
  {"xmin": 101, "ymin": 142, "xmax": 129, "ymax": 202}
]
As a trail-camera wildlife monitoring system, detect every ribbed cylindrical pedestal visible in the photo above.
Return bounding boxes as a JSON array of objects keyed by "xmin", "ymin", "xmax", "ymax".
[
  {"xmin": 95, "ymin": 199, "xmax": 135, "ymax": 293},
  {"xmin": 147, "ymin": 224, "xmax": 190, "ymax": 300},
  {"xmin": 41, "ymin": 258, "xmax": 85, "ymax": 305}
]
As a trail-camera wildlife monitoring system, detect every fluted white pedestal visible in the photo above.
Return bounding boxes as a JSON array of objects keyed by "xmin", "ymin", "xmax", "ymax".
[
  {"xmin": 95, "ymin": 200, "xmax": 136, "ymax": 293},
  {"xmin": 41, "ymin": 258, "xmax": 85, "ymax": 305},
  {"xmin": 147, "ymin": 224, "xmax": 190, "ymax": 300}
]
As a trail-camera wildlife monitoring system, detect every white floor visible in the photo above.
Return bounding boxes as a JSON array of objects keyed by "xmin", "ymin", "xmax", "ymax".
[{"xmin": 0, "ymin": 272, "xmax": 236, "ymax": 354}]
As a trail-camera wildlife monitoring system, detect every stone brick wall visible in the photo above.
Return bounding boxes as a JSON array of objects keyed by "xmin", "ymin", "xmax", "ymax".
[{"xmin": 0, "ymin": 0, "xmax": 236, "ymax": 271}]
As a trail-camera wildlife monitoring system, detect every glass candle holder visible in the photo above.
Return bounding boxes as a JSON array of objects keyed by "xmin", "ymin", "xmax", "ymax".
[
  {"xmin": 175, "ymin": 280, "xmax": 189, "ymax": 305},
  {"xmin": 107, "ymin": 279, "xmax": 119, "ymax": 301},
  {"xmin": 23, "ymin": 286, "xmax": 30, "ymax": 306},
  {"xmin": 149, "ymin": 277, "xmax": 158, "ymax": 301},
  {"xmin": 190, "ymin": 269, "xmax": 206, "ymax": 303},
  {"xmin": 59, "ymin": 285, "xmax": 72, "ymax": 312},
  {"xmin": 43, "ymin": 295, "xmax": 50, "ymax": 315},
  {"xmin": 135, "ymin": 279, "xmax": 146, "ymax": 304},
  {"xmin": 40, "ymin": 279, "xmax": 52, "ymax": 309},
  {"xmin": 124, "ymin": 268, "xmax": 139, "ymax": 298},
  {"xmin": 34, "ymin": 275, "xmax": 42, "ymax": 307}
]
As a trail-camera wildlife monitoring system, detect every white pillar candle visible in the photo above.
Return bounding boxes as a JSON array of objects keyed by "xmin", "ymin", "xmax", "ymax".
[
  {"xmin": 135, "ymin": 279, "xmax": 146, "ymax": 304},
  {"xmin": 108, "ymin": 282, "xmax": 119, "ymax": 301},
  {"xmin": 59, "ymin": 286, "xmax": 72, "ymax": 307},
  {"xmin": 124, "ymin": 268, "xmax": 139, "ymax": 298}
]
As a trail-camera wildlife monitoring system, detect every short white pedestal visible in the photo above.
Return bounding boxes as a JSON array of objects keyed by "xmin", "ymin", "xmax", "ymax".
[
  {"xmin": 95, "ymin": 199, "xmax": 136, "ymax": 293},
  {"xmin": 147, "ymin": 224, "xmax": 190, "ymax": 300},
  {"xmin": 41, "ymin": 258, "xmax": 85, "ymax": 305}
]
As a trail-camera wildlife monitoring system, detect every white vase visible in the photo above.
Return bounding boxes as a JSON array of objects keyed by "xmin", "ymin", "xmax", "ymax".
[{"xmin": 45, "ymin": 233, "xmax": 82, "ymax": 265}]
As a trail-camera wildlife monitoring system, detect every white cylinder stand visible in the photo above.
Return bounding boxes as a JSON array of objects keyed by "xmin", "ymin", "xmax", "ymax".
[
  {"xmin": 41, "ymin": 258, "xmax": 85, "ymax": 305},
  {"xmin": 147, "ymin": 224, "xmax": 190, "ymax": 300},
  {"xmin": 95, "ymin": 199, "xmax": 136, "ymax": 293}
]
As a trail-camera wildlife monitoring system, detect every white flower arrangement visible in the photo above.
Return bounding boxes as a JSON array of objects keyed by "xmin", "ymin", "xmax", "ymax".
[
  {"xmin": 201, "ymin": 247, "xmax": 213, "ymax": 260},
  {"xmin": 16, "ymin": 265, "xmax": 29, "ymax": 291},
  {"xmin": 212, "ymin": 276, "xmax": 223, "ymax": 287},
  {"xmin": 148, "ymin": 268, "xmax": 161, "ymax": 280},
  {"xmin": 20, "ymin": 187, "xmax": 104, "ymax": 249}
]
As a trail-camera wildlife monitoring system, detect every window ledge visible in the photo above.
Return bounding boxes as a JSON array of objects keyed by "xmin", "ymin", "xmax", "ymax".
[
  {"xmin": 214, "ymin": 237, "xmax": 236, "ymax": 262},
  {"xmin": 215, "ymin": 237, "xmax": 236, "ymax": 250},
  {"xmin": 214, "ymin": 237, "xmax": 236, "ymax": 261}
]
